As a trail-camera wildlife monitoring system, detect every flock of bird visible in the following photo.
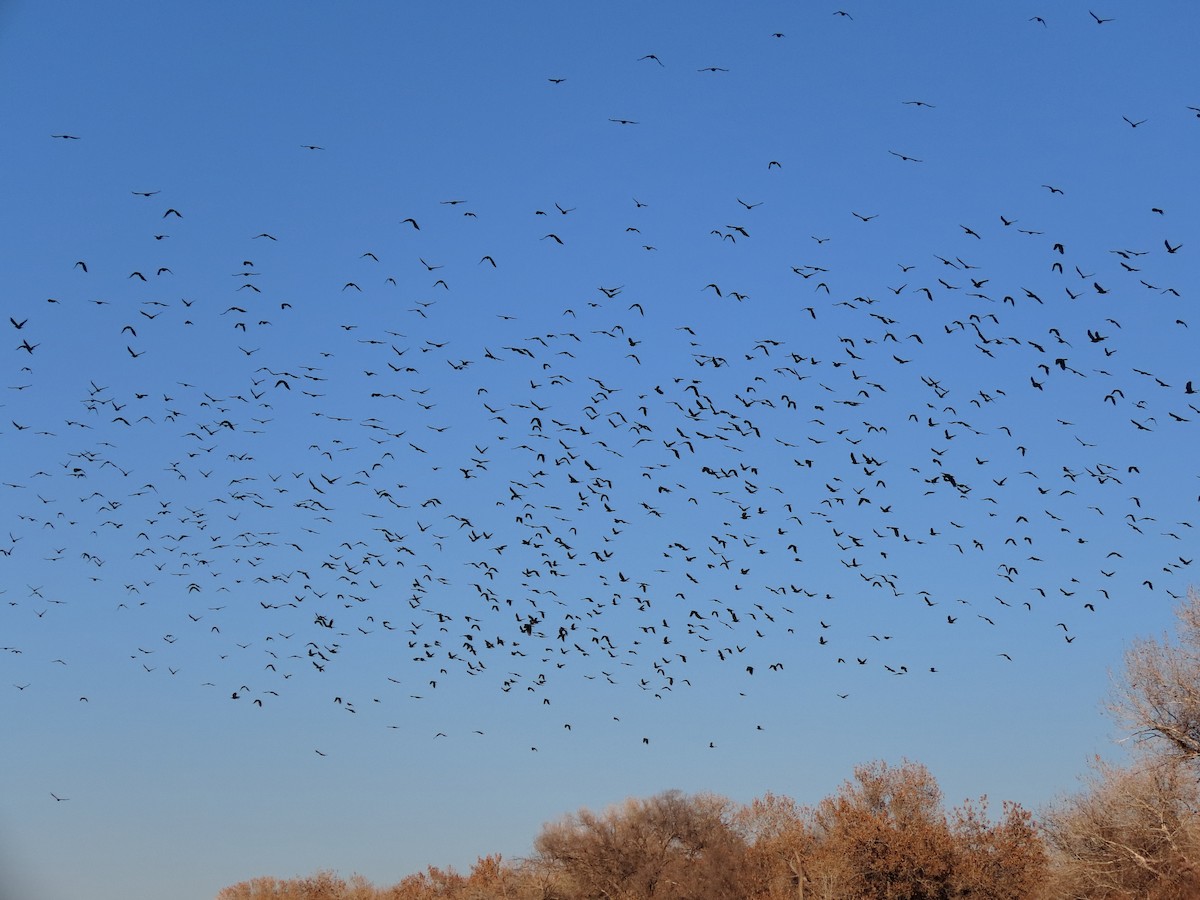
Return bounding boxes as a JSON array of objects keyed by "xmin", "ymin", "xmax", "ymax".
[{"xmin": 6, "ymin": 8, "xmax": 1199, "ymax": 761}]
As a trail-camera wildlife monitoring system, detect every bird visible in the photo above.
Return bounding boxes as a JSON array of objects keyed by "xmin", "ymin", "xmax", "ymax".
[{"xmin": 4, "ymin": 19, "xmax": 1196, "ymax": 832}]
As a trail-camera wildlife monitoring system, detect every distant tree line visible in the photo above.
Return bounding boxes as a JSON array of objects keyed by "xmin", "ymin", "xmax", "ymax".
[{"xmin": 218, "ymin": 590, "xmax": 1200, "ymax": 900}]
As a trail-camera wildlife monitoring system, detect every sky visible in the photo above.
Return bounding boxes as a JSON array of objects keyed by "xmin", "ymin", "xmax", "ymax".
[{"xmin": 1, "ymin": 1, "xmax": 1197, "ymax": 898}]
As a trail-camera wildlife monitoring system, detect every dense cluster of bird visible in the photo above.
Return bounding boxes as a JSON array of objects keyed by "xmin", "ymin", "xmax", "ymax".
[{"xmin": 6, "ymin": 8, "xmax": 1198, "ymax": 757}]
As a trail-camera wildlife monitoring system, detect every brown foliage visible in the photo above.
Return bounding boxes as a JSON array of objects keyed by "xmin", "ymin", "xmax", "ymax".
[
  {"xmin": 949, "ymin": 797, "xmax": 1046, "ymax": 900},
  {"xmin": 733, "ymin": 791, "xmax": 817, "ymax": 900},
  {"xmin": 1041, "ymin": 754, "xmax": 1200, "ymax": 899},
  {"xmin": 739, "ymin": 762, "xmax": 1046, "ymax": 900},
  {"xmin": 808, "ymin": 759, "xmax": 957, "ymax": 900},
  {"xmin": 1028, "ymin": 585, "xmax": 1200, "ymax": 898},
  {"xmin": 533, "ymin": 790, "xmax": 749, "ymax": 900},
  {"xmin": 215, "ymin": 774, "xmax": 1047, "ymax": 900},
  {"xmin": 1111, "ymin": 588, "xmax": 1200, "ymax": 761},
  {"xmin": 216, "ymin": 870, "xmax": 377, "ymax": 900}
]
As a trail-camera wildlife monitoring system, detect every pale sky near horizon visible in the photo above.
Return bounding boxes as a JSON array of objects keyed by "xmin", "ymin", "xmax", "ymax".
[{"xmin": 2, "ymin": 2, "xmax": 1198, "ymax": 898}]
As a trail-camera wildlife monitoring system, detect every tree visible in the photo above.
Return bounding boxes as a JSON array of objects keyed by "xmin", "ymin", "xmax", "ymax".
[
  {"xmin": 1041, "ymin": 754, "xmax": 1200, "ymax": 899},
  {"xmin": 948, "ymin": 796, "xmax": 1046, "ymax": 900},
  {"xmin": 1110, "ymin": 587, "xmax": 1200, "ymax": 760},
  {"xmin": 733, "ymin": 791, "xmax": 818, "ymax": 900},
  {"xmin": 1039, "ymin": 586, "xmax": 1200, "ymax": 898},
  {"xmin": 216, "ymin": 870, "xmax": 368, "ymax": 900},
  {"xmin": 533, "ymin": 789, "xmax": 748, "ymax": 900},
  {"xmin": 808, "ymin": 759, "xmax": 957, "ymax": 900}
]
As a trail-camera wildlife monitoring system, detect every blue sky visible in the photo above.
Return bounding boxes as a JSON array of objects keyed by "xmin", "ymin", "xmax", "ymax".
[{"xmin": 2, "ymin": 2, "xmax": 1197, "ymax": 898}]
